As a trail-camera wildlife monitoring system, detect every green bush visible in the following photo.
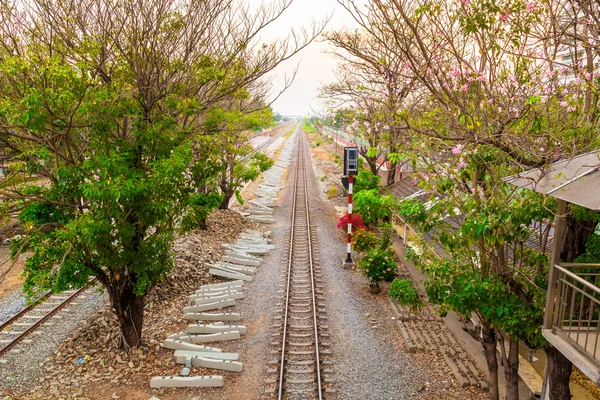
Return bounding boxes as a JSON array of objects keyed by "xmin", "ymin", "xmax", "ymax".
[
  {"xmin": 353, "ymin": 170, "xmax": 380, "ymax": 193},
  {"xmin": 353, "ymin": 189, "xmax": 398, "ymax": 224},
  {"xmin": 358, "ymin": 248, "xmax": 397, "ymax": 283},
  {"xmin": 352, "ymin": 229, "xmax": 379, "ymax": 253},
  {"xmin": 378, "ymin": 222, "xmax": 395, "ymax": 250},
  {"xmin": 390, "ymin": 278, "xmax": 424, "ymax": 313}
]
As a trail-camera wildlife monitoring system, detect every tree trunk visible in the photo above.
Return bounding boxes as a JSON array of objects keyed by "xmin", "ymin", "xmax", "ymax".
[
  {"xmin": 560, "ymin": 210, "xmax": 597, "ymax": 263},
  {"xmin": 543, "ymin": 346, "xmax": 572, "ymax": 400},
  {"xmin": 481, "ymin": 325, "xmax": 500, "ymax": 400},
  {"xmin": 505, "ymin": 336, "xmax": 520, "ymax": 400},
  {"xmin": 219, "ymin": 192, "xmax": 233, "ymax": 210},
  {"xmin": 109, "ymin": 282, "xmax": 145, "ymax": 351}
]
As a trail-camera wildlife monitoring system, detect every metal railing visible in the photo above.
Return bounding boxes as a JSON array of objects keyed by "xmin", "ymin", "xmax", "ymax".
[{"xmin": 549, "ymin": 263, "xmax": 600, "ymax": 363}]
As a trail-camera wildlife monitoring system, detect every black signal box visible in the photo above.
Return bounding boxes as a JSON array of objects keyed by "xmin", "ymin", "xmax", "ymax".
[{"xmin": 343, "ymin": 147, "xmax": 359, "ymax": 176}]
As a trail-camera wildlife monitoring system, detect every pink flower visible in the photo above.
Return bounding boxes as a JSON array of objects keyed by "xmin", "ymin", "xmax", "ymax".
[
  {"xmin": 458, "ymin": 161, "xmax": 468, "ymax": 169},
  {"xmin": 93, "ymin": 175, "xmax": 100, "ymax": 181},
  {"xmin": 526, "ymin": 2, "xmax": 534, "ymax": 12},
  {"xmin": 459, "ymin": 84, "xmax": 468, "ymax": 92},
  {"xmin": 488, "ymin": 98, "xmax": 494, "ymax": 105},
  {"xmin": 452, "ymin": 144, "xmax": 463, "ymax": 154},
  {"xmin": 567, "ymin": 106, "xmax": 576, "ymax": 112},
  {"xmin": 560, "ymin": 101, "xmax": 568, "ymax": 108}
]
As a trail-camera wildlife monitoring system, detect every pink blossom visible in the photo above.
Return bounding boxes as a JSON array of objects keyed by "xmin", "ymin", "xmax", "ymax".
[
  {"xmin": 452, "ymin": 69, "xmax": 461, "ymax": 77},
  {"xmin": 567, "ymin": 106, "xmax": 576, "ymax": 112},
  {"xmin": 560, "ymin": 101, "xmax": 568, "ymax": 108},
  {"xmin": 458, "ymin": 161, "xmax": 468, "ymax": 169},
  {"xmin": 452, "ymin": 144, "xmax": 463, "ymax": 154},
  {"xmin": 588, "ymin": 17, "xmax": 594, "ymax": 25},
  {"xmin": 585, "ymin": 73, "xmax": 592, "ymax": 80},
  {"xmin": 526, "ymin": 2, "xmax": 534, "ymax": 12},
  {"xmin": 488, "ymin": 98, "xmax": 494, "ymax": 105},
  {"xmin": 93, "ymin": 174, "xmax": 100, "ymax": 180},
  {"xmin": 412, "ymin": 178, "xmax": 418, "ymax": 183},
  {"xmin": 459, "ymin": 84, "xmax": 468, "ymax": 92}
]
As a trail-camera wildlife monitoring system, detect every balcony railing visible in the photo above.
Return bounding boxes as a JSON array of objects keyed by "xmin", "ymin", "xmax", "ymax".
[{"xmin": 548, "ymin": 263, "xmax": 600, "ymax": 365}]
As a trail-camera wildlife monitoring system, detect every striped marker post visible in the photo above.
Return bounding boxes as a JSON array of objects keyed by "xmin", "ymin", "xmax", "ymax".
[{"xmin": 344, "ymin": 175, "xmax": 354, "ymax": 267}]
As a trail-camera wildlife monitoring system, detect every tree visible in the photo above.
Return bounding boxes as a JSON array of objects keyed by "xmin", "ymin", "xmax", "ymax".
[
  {"xmin": 0, "ymin": 0, "xmax": 323, "ymax": 349},
  {"xmin": 334, "ymin": 0, "xmax": 600, "ymax": 398}
]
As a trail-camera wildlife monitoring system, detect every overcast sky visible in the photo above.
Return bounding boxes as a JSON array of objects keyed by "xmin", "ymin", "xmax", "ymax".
[{"xmin": 248, "ymin": 0, "xmax": 358, "ymax": 116}]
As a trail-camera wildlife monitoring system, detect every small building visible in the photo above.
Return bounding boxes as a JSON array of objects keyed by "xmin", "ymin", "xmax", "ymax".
[{"xmin": 505, "ymin": 150, "xmax": 600, "ymax": 398}]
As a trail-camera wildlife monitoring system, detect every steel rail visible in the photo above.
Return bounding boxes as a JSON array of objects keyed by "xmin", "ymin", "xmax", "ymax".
[
  {"xmin": 302, "ymin": 135, "xmax": 323, "ymax": 399},
  {"xmin": 277, "ymin": 131, "xmax": 300, "ymax": 400},
  {"xmin": 0, "ymin": 291, "xmax": 52, "ymax": 331},
  {"xmin": 277, "ymin": 132, "xmax": 323, "ymax": 400},
  {"xmin": 0, "ymin": 283, "xmax": 93, "ymax": 357}
]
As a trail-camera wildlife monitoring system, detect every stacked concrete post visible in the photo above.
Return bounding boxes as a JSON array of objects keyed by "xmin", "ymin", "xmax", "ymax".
[{"xmin": 151, "ymin": 129, "xmax": 296, "ymax": 390}]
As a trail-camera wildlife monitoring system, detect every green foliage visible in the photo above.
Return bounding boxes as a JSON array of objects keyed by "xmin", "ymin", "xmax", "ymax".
[
  {"xmin": 390, "ymin": 278, "xmax": 424, "ymax": 313},
  {"xmin": 353, "ymin": 170, "xmax": 380, "ymax": 193},
  {"xmin": 326, "ymin": 185, "xmax": 338, "ymax": 198},
  {"xmin": 575, "ymin": 234, "xmax": 600, "ymax": 264},
  {"xmin": 352, "ymin": 228, "xmax": 379, "ymax": 253},
  {"xmin": 353, "ymin": 189, "xmax": 397, "ymax": 224},
  {"xmin": 358, "ymin": 248, "xmax": 397, "ymax": 283},
  {"xmin": 303, "ymin": 121, "xmax": 317, "ymax": 133},
  {"xmin": 377, "ymin": 222, "xmax": 395, "ymax": 250}
]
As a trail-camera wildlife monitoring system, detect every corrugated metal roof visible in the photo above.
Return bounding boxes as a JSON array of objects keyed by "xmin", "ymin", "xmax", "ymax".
[{"xmin": 504, "ymin": 150, "xmax": 600, "ymax": 211}]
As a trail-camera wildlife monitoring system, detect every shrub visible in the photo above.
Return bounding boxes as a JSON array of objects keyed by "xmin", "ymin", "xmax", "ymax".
[
  {"xmin": 378, "ymin": 222, "xmax": 395, "ymax": 250},
  {"xmin": 353, "ymin": 189, "xmax": 398, "ymax": 224},
  {"xmin": 352, "ymin": 228, "xmax": 379, "ymax": 253},
  {"xmin": 358, "ymin": 248, "xmax": 397, "ymax": 283},
  {"xmin": 353, "ymin": 170, "xmax": 380, "ymax": 193},
  {"xmin": 326, "ymin": 185, "xmax": 338, "ymax": 198},
  {"xmin": 390, "ymin": 278, "xmax": 424, "ymax": 313},
  {"xmin": 337, "ymin": 212, "xmax": 365, "ymax": 232}
]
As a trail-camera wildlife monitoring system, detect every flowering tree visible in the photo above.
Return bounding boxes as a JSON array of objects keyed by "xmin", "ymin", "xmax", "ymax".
[{"xmin": 334, "ymin": 0, "xmax": 600, "ymax": 399}]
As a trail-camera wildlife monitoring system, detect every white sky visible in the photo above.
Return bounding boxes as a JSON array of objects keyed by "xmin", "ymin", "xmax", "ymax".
[{"xmin": 248, "ymin": 0, "xmax": 358, "ymax": 116}]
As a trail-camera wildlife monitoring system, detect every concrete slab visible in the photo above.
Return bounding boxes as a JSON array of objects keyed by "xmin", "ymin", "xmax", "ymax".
[
  {"xmin": 199, "ymin": 280, "xmax": 245, "ymax": 289},
  {"xmin": 209, "ymin": 269, "xmax": 253, "ymax": 281},
  {"xmin": 210, "ymin": 264, "xmax": 256, "ymax": 277},
  {"xmin": 183, "ymin": 299, "xmax": 236, "ymax": 313},
  {"xmin": 149, "ymin": 376, "xmax": 224, "ymax": 388},
  {"xmin": 177, "ymin": 331, "xmax": 241, "ymax": 343},
  {"xmin": 191, "ymin": 292, "xmax": 245, "ymax": 305},
  {"xmin": 174, "ymin": 349, "xmax": 239, "ymax": 361},
  {"xmin": 212, "ymin": 262, "xmax": 257, "ymax": 274},
  {"xmin": 221, "ymin": 256, "xmax": 261, "ymax": 267},
  {"xmin": 175, "ymin": 354, "xmax": 243, "ymax": 372},
  {"xmin": 194, "ymin": 285, "xmax": 244, "ymax": 294},
  {"xmin": 183, "ymin": 312, "xmax": 241, "ymax": 322},
  {"xmin": 187, "ymin": 324, "xmax": 247, "ymax": 335},
  {"xmin": 162, "ymin": 338, "xmax": 222, "ymax": 352}
]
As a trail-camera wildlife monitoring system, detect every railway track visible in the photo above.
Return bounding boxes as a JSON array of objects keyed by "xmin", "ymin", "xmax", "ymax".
[
  {"xmin": 268, "ymin": 132, "xmax": 331, "ymax": 399},
  {"xmin": 0, "ymin": 283, "xmax": 95, "ymax": 358}
]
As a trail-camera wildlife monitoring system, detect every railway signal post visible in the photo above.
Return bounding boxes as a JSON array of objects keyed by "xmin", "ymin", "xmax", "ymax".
[{"xmin": 342, "ymin": 147, "xmax": 359, "ymax": 268}]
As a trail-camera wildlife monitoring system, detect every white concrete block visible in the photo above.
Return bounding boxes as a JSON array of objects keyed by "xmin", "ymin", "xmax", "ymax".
[
  {"xmin": 162, "ymin": 338, "xmax": 222, "ymax": 352},
  {"xmin": 183, "ymin": 299, "xmax": 235, "ymax": 313},
  {"xmin": 183, "ymin": 312, "xmax": 241, "ymax": 322},
  {"xmin": 194, "ymin": 285, "xmax": 244, "ymax": 294},
  {"xmin": 222, "ymin": 256, "xmax": 260, "ymax": 267},
  {"xmin": 175, "ymin": 355, "xmax": 243, "ymax": 372},
  {"xmin": 192, "ymin": 292, "xmax": 244, "ymax": 305},
  {"xmin": 209, "ymin": 269, "xmax": 253, "ymax": 281},
  {"xmin": 199, "ymin": 280, "xmax": 245, "ymax": 289},
  {"xmin": 174, "ymin": 349, "xmax": 239, "ymax": 361},
  {"xmin": 186, "ymin": 324, "xmax": 247, "ymax": 335},
  {"xmin": 149, "ymin": 376, "xmax": 223, "ymax": 388},
  {"xmin": 213, "ymin": 262, "xmax": 257, "ymax": 274},
  {"xmin": 178, "ymin": 331, "xmax": 241, "ymax": 343}
]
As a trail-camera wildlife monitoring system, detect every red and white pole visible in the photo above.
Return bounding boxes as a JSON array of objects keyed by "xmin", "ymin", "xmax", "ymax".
[{"xmin": 345, "ymin": 175, "xmax": 354, "ymax": 265}]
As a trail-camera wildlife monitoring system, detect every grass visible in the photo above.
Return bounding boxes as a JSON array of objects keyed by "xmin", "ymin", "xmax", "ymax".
[
  {"xmin": 326, "ymin": 185, "xmax": 338, "ymax": 198},
  {"xmin": 303, "ymin": 121, "xmax": 317, "ymax": 133}
]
